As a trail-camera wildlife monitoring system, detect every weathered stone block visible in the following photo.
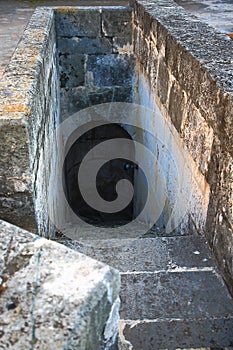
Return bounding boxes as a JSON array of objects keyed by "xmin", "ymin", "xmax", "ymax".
[
  {"xmin": 133, "ymin": 25, "xmax": 150, "ymax": 69},
  {"xmin": 88, "ymin": 86, "xmax": 131, "ymax": 106},
  {"xmin": 60, "ymin": 85, "xmax": 134, "ymax": 120},
  {"xmin": 65, "ymin": 236, "xmax": 215, "ymax": 273},
  {"xmin": 60, "ymin": 87, "xmax": 89, "ymax": 119},
  {"xmin": 122, "ymin": 317, "xmax": 233, "ymax": 349},
  {"xmin": 59, "ymin": 54, "xmax": 85, "ymax": 88},
  {"xmin": 55, "ymin": 8, "xmax": 101, "ymax": 37},
  {"xmin": 134, "ymin": 2, "xmax": 152, "ymax": 38},
  {"xmin": 0, "ymin": 123, "xmax": 30, "ymax": 178},
  {"xmin": 112, "ymin": 37, "xmax": 133, "ymax": 53},
  {"xmin": 86, "ymin": 54, "xmax": 135, "ymax": 87},
  {"xmin": 102, "ymin": 7, "xmax": 132, "ymax": 39},
  {"xmin": 168, "ymin": 81, "xmax": 186, "ymax": 133},
  {"xmin": 147, "ymin": 42, "xmax": 158, "ymax": 88},
  {"xmin": 165, "ymin": 32, "xmax": 182, "ymax": 80},
  {"xmin": 206, "ymin": 138, "xmax": 233, "ymax": 295},
  {"xmin": 182, "ymin": 103, "xmax": 214, "ymax": 174},
  {"xmin": 0, "ymin": 219, "xmax": 120, "ymax": 349},
  {"xmin": 133, "ymin": 25, "xmax": 141, "ymax": 59},
  {"xmin": 57, "ymin": 37, "xmax": 112, "ymax": 55},
  {"xmin": 156, "ymin": 21, "xmax": 167, "ymax": 54},
  {"xmin": 157, "ymin": 57, "xmax": 169, "ymax": 105},
  {"xmin": 120, "ymin": 270, "xmax": 233, "ymax": 320},
  {"xmin": 0, "ymin": 193, "xmax": 36, "ymax": 232}
]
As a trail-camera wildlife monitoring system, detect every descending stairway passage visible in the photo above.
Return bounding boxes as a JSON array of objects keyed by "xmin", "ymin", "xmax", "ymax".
[{"xmin": 56, "ymin": 233, "xmax": 233, "ymax": 349}]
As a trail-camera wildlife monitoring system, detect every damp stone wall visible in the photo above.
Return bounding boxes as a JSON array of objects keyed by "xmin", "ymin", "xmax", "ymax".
[
  {"xmin": 130, "ymin": 0, "xmax": 233, "ymax": 294},
  {"xmin": 55, "ymin": 6, "xmax": 135, "ymax": 121}
]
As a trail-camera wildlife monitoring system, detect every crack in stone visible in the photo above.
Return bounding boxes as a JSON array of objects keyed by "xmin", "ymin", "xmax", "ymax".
[{"xmin": 30, "ymin": 249, "xmax": 41, "ymax": 350}]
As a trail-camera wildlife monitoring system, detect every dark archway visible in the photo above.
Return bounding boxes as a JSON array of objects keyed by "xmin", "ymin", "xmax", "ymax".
[{"xmin": 63, "ymin": 123, "xmax": 135, "ymax": 226}]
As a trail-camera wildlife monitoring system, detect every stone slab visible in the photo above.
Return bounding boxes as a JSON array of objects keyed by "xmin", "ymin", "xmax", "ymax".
[
  {"xmin": 121, "ymin": 317, "xmax": 233, "ymax": 349},
  {"xmin": 60, "ymin": 85, "xmax": 133, "ymax": 119},
  {"xmin": 166, "ymin": 236, "xmax": 215, "ymax": 269},
  {"xmin": 102, "ymin": 7, "xmax": 132, "ymax": 38},
  {"xmin": 57, "ymin": 237, "xmax": 169, "ymax": 272},
  {"xmin": 120, "ymin": 270, "xmax": 233, "ymax": 320},
  {"xmin": 55, "ymin": 8, "xmax": 101, "ymax": 37},
  {"xmin": 86, "ymin": 54, "xmax": 135, "ymax": 87},
  {"xmin": 56, "ymin": 236, "xmax": 216, "ymax": 272},
  {"xmin": 0, "ymin": 220, "xmax": 120, "ymax": 350},
  {"xmin": 57, "ymin": 37, "xmax": 113, "ymax": 55}
]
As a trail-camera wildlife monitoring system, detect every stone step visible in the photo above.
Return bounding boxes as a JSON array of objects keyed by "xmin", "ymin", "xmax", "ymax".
[
  {"xmin": 119, "ymin": 270, "xmax": 233, "ymax": 349},
  {"xmin": 120, "ymin": 270, "xmax": 233, "ymax": 320},
  {"xmin": 119, "ymin": 317, "xmax": 233, "ymax": 349},
  {"xmin": 56, "ymin": 236, "xmax": 216, "ymax": 273},
  {"xmin": 55, "ymin": 235, "xmax": 233, "ymax": 349}
]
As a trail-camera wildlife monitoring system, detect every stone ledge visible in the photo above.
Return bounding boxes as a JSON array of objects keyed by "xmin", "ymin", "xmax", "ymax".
[{"xmin": 0, "ymin": 219, "xmax": 120, "ymax": 349}]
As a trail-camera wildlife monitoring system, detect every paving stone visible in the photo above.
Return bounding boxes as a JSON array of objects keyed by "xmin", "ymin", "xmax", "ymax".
[{"xmin": 166, "ymin": 236, "xmax": 215, "ymax": 269}]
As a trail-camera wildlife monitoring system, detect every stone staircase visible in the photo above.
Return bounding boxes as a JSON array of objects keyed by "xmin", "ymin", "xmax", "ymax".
[{"xmin": 55, "ymin": 232, "xmax": 233, "ymax": 349}]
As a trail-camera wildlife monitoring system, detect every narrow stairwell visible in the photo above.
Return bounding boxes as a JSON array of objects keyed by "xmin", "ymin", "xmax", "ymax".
[{"xmin": 55, "ymin": 231, "xmax": 233, "ymax": 349}]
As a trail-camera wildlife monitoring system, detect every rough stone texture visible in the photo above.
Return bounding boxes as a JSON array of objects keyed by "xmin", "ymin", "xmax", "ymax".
[
  {"xmin": 0, "ymin": 8, "xmax": 61, "ymax": 236},
  {"xmin": 121, "ymin": 317, "xmax": 233, "ymax": 349},
  {"xmin": 55, "ymin": 233, "xmax": 233, "ymax": 349},
  {"xmin": 131, "ymin": 0, "xmax": 233, "ymax": 296},
  {"xmin": 56, "ymin": 6, "xmax": 134, "ymax": 120},
  {"xmin": 0, "ymin": 120, "xmax": 35, "ymax": 231},
  {"xmin": 59, "ymin": 53, "xmax": 85, "ymax": 88},
  {"xmin": 0, "ymin": 8, "xmax": 58, "ymax": 233},
  {"xmin": 120, "ymin": 270, "xmax": 233, "ymax": 320},
  {"xmin": 58, "ymin": 37, "xmax": 113, "ymax": 55},
  {"xmin": 102, "ymin": 7, "xmax": 132, "ymax": 45},
  {"xmin": 55, "ymin": 7, "xmax": 102, "ymax": 38},
  {"xmin": 168, "ymin": 81, "xmax": 187, "ymax": 133},
  {"xmin": 0, "ymin": 219, "xmax": 120, "ymax": 349},
  {"xmin": 86, "ymin": 54, "xmax": 135, "ymax": 87},
  {"xmin": 58, "ymin": 236, "xmax": 215, "ymax": 272},
  {"xmin": 183, "ymin": 103, "xmax": 214, "ymax": 174},
  {"xmin": 119, "ymin": 269, "xmax": 233, "ymax": 348}
]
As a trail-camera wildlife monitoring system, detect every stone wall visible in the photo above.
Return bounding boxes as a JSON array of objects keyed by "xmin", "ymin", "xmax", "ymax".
[
  {"xmin": 0, "ymin": 8, "xmax": 60, "ymax": 236},
  {"xmin": 130, "ymin": 0, "xmax": 233, "ymax": 294},
  {"xmin": 55, "ymin": 6, "xmax": 135, "ymax": 120},
  {"xmin": 0, "ymin": 8, "xmax": 59, "ymax": 235}
]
